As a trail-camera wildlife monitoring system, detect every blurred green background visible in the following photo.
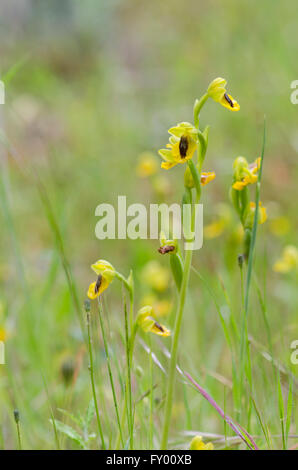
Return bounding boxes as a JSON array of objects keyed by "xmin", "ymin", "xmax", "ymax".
[{"xmin": 0, "ymin": 0, "xmax": 297, "ymax": 449}]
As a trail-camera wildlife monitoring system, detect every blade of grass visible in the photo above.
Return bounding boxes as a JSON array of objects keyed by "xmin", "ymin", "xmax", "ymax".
[
  {"xmin": 285, "ymin": 378, "xmax": 293, "ymax": 449},
  {"xmin": 97, "ymin": 298, "xmax": 124, "ymax": 447},
  {"xmin": 184, "ymin": 371, "xmax": 259, "ymax": 450},
  {"xmin": 239, "ymin": 118, "xmax": 266, "ymax": 407}
]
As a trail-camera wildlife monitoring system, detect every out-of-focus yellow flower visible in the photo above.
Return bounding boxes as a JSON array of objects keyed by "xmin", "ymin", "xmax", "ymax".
[
  {"xmin": 87, "ymin": 260, "xmax": 115, "ymax": 299},
  {"xmin": 141, "ymin": 294, "xmax": 172, "ymax": 317},
  {"xmin": 232, "ymin": 223, "xmax": 245, "ymax": 244},
  {"xmin": 232, "ymin": 156, "xmax": 260, "ymax": 190},
  {"xmin": 136, "ymin": 152, "xmax": 158, "ymax": 178},
  {"xmin": 141, "ymin": 261, "xmax": 170, "ymax": 292},
  {"xmin": 207, "ymin": 77, "xmax": 240, "ymax": 112},
  {"xmin": 204, "ymin": 220, "xmax": 225, "ymax": 239},
  {"xmin": 244, "ymin": 201, "xmax": 267, "ymax": 228},
  {"xmin": 152, "ymin": 175, "xmax": 171, "ymax": 199},
  {"xmin": 190, "ymin": 435, "xmax": 214, "ymax": 450},
  {"xmin": 184, "ymin": 165, "xmax": 215, "ymax": 189},
  {"xmin": 273, "ymin": 245, "xmax": 298, "ymax": 273},
  {"xmin": 137, "ymin": 306, "xmax": 170, "ymax": 337},
  {"xmin": 159, "ymin": 122, "xmax": 198, "ymax": 170},
  {"xmin": 204, "ymin": 203, "xmax": 233, "ymax": 239},
  {"xmin": 269, "ymin": 216, "xmax": 291, "ymax": 237},
  {"xmin": 250, "ymin": 201, "xmax": 267, "ymax": 224},
  {"xmin": 0, "ymin": 327, "xmax": 6, "ymax": 342}
]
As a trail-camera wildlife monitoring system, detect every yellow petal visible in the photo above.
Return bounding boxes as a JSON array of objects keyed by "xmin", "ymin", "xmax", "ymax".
[
  {"xmin": 91, "ymin": 259, "xmax": 114, "ymax": 275},
  {"xmin": 201, "ymin": 171, "xmax": 216, "ymax": 185},
  {"xmin": 232, "ymin": 180, "xmax": 247, "ymax": 190},
  {"xmin": 161, "ymin": 161, "xmax": 177, "ymax": 170}
]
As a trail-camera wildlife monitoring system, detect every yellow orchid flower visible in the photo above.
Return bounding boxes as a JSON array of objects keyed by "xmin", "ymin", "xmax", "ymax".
[
  {"xmin": 232, "ymin": 156, "xmax": 260, "ymax": 190},
  {"xmin": 87, "ymin": 260, "xmax": 115, "ymax": 299},
  {"xmin": 204, "ymin": 203, "xmax": 233, "ymax": 239},
  {"xmin": 189, "ymin": 435, "xmax": 214, "ymax": 450},
  {"xmin": 159, "ymin": 122, "xmax": 198, "ymax": 170},
  {"xmin": 141, "ymin": 294, "xmax": 173, "ymax": 318},
  {"xmin": 273, "ymin": 245, "xmax": 298, "ymax": 273},
  {"xmin": 137, "ymin": 306, "xmax": 171, "ymax": 337},
  {"xmin": 269, "ymin": 216, "xmax": 291, "ymax": 237},
  {"xmin": 141, "ymin": 261, "xmax": 170, "ymax": 292},
  {"xmin": 207, "ymin": 77, "xmax": 240, "ymax": 112},
  {"xmin": 136, "ymin": 152, "xmax": 158, "ymax": 178}
]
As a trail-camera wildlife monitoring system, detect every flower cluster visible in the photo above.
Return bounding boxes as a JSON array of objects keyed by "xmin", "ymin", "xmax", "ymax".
[
  {"xmin": 230, "ymin": 156, "xmax": 267, "ymax": 258},
  {"xmin": 85, "ymin": 77, "xmax": 243, "ymax": 451}
]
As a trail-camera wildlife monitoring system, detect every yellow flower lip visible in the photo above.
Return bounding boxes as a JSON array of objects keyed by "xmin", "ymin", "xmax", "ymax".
[
  {"xmin": 220, "ymin": 93, "xmax": 240, "ymax": 111},
  {"xmin": 137, "ymin": 306, "xmax": 171, "ymax": 337},
  {"xmin": 87, "ymin": 276, "xmax": 109, "ymax": 299}
]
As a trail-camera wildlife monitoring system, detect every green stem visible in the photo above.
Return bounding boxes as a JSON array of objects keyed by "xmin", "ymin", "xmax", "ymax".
[
  {"xmin": 149, "ymin": 335, "xmax": 154, "ymax": 449},
  {"xmin": 115, "ymin": 271, "xmax": 134, "ymax": 333},
  {"xmin": 13, "ymin": 410, "xmax": 22, "ymax": 450},
  {"xmin": 193, "ymin": 93, "xmax": 209, "ymax": 128},
  {"xmin": 161, "ymin": 149, "xmax": 202, "ymax": 449},
  {"xmin": 239, "ymin": 119, "xmax": 266, "ymax": 411},
  {"xmin": 86, "ymin": 312, "xmax": 106, "ymax": 449},
  {"xmin": 160, "ymin": 247, "xmax": 193, "ymax": 449},
  {"xmin": 124, "ymin": 301, "xmax": 133, "ymax": 449},
  {"xmin": 114, "ymin": 322, "xmax": 137, "ymax": 449},
  {"xmin": 97, "ymin": 299, "xmax": 124, "ymax": 447}
]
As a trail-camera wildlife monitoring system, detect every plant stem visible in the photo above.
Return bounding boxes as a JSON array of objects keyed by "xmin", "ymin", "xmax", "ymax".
[
  {"xmin": 160, "ymin": 246, "xmax": 193, "ymax": 449},
  {"xmin": 86, "ymin": 312, "xmax": 106, "ymax": 449},
  {"xmin": 124, "ymin": 301, "xmax": 133, "ymax": 449},
  {"xmin": 114, "ymin": 323, "xmax": 137, "ymax": 449},
  {"xmin": 97, "ymin": 299, "xmax": 124, "ymax": 447},
  {"xmin": 239, "ymin": 119, "xmax": 266, "ymax": 406},
  {"xmin": 13, "ymin": 410, "xmax": 22, "ymax": 450},
  {"xmin": 149, "ymin": 335, "xmax": 154, "ymax": 449}
]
